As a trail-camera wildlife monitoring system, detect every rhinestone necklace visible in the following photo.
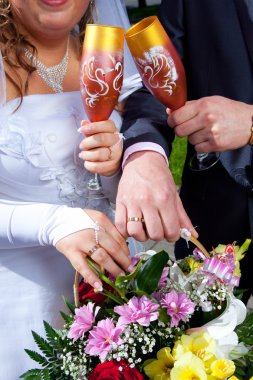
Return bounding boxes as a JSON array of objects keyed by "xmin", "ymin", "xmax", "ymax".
[{"xmin": 24, "ymin": 41, "xmax": 69, "ymax": 93}]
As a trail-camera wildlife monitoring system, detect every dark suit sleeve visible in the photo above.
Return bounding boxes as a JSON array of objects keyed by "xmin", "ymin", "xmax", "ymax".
[
  {"xmin": 121, "ymin": 0, "xmax": 186, "ymax": 157},
  {"xmin": 121, "ymin": 86, "xmax": 173, "ymax": 157},
  {"xmin": 158, "ymin": 0, "xmax": 185, "ymax": 60}
]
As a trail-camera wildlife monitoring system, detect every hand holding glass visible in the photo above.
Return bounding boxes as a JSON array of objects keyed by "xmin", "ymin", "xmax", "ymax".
[
  {"xmin": 80, "ymin": 24, "xmax": 124, "ymax": 190},
  {"xmin": 126, "ymin": 16, "xmax": 219, "ymax": 171}
]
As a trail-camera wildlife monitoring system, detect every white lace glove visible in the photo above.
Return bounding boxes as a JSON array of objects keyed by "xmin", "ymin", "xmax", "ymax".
[{"xmin": 0, "ymin": 202, "xmax": 96, "ymax": 249}]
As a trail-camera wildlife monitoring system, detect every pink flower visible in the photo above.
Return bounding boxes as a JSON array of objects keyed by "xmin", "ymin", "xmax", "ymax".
[
  {"xmin": 161, "ymin": 290, "xmax": 195, "ymax": 327},
  {"xmin": 85, "ymin": 318, "xmax": 124, "ymax": 360},
  {"xmin": 68, "ymin": 302, "xmax": 100, "ymax": 341},
  {"xmin": 158, "ymin": 267, "xmax": 169, "ymax": 288},
  {"xmin": 114, "ymin": 296, "xmax": 159, "ymax": 327}
]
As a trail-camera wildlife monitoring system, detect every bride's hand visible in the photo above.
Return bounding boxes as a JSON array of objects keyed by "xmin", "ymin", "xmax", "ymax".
[
  {"xmin": 78, "ymin": 120, "xmax": 123, "ymax": 176},
  {"xmin": 55, "ymin": 209, "xmax": 131, "ymax": 290}
]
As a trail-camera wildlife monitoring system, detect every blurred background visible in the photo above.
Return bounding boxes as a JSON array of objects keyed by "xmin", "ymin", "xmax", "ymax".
[{"xmin": 125, "ymin": 0, "xmax": 161, "ymax": 23}]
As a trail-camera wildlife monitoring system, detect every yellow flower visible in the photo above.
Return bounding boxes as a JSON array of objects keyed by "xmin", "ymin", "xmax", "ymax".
[
  {"xmin": 233, "ymin": 260, "xmax": 241, "ymax": 277},
  {"xmin": 210, "ymin": 359, "xmax": 235, "ymax": 379},
  {"xmin": 186, "ymin": 257, "xmax": 203, "ymax": 272},
  {"xmin": 228, "ymin": 376, "xmax": 240, "ymax": 380},
  {"xmin": 173, "ymin": 332, "xmax": 216, "ymax": 362},
  {"xmin": 170, "ymin": 352, "xmax": 207, "ymax": 380},
  {"xmin": 143, "ymin": 347, "xmax": 174, "ymax": 380}
]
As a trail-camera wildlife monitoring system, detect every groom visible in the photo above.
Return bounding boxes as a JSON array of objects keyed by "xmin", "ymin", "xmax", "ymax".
[{"xmin": 116, "ymin": 0, "xmax": 253, "ymax": 302}]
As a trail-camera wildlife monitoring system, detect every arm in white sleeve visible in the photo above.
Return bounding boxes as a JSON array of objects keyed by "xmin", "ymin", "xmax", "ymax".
[{"xmin": 0, "ymin": 201, "xmax": 97, "ymax": 249}]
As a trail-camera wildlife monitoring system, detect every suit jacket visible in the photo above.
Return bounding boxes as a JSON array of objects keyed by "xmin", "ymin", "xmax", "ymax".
[{"xmin": 157, "ymin": 0, "xmax": 253, "ymax": 293}]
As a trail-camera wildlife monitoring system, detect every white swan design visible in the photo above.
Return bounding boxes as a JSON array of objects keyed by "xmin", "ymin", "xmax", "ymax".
[{"xmin": 81, "ymin": 55, "xmax": 123, "ymax": 108}]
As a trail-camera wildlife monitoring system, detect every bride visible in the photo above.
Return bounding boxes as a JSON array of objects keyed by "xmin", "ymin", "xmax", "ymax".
[{"xmin": 0, "ymin": 0, "xmax": 142, "ymax": 377}]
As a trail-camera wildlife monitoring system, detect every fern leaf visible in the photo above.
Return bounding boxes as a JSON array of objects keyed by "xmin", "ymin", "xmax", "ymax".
[
  {"xmin": 60, "ymin": 311, "xmax": 72, "ymax": 324},
  {"xmin": 41, "ymin": 369, "xmax": 51, "ymax": 380},
  {"xmin": 43, "ymin": 321, "xmax": 65, "ymax": 351},
  {"xmin": 32, "ymin": 331, "xmax": 55, "ymax": 358},
  {"xmin": 24, "ymin": 349, "xmax": 49, "ymax": 367},
  {"xmin": 20, "ymin": 368, "xmax": 43, "ymax": 379}
]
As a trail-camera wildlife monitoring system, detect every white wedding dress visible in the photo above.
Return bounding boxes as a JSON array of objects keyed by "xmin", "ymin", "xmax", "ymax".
[
  {"xmin": 0, "ymin": 91, "xmax": 124, "ymax": 379},
  {"xmin": 0, "ymin": 2, "xmax": 143, "ymax": 378}
]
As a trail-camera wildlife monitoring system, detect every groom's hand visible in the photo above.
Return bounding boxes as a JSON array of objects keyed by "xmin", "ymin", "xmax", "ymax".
[{"xmin": 115, "ymin": 151, "xmax": 197, "ymax": 242}]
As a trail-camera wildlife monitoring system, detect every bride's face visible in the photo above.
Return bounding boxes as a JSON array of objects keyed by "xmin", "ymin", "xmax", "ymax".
[{"xmin": 10, "ymin": 0, "xmax": 91, "ymax": 41}]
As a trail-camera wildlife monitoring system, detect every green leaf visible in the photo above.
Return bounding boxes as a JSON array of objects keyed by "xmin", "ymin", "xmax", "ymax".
[
  {"xmin": 31, "ymin": 331, "xmax": 55, "ymax": 358},
  {"xmin": 235, "ymin": 311, "xmax": 253, "ymax": 346},
  {"xmin": 133, "ymin": 251, "xmax": 169, "ymax": 293},
  {"xmin": 41, "ymin": 369, "xmax": 51, "ymax": 380},
  {"xmin": 62, "ymin": 297, "xmax": 75, "ymax": 315},
  {"xmin": 43, "ymin": 321, "xmax": 66, "ymax": 351},
  {"xmin": 115, "ymin": 257, "xmax": 144, "ymax": 288},
  {"xmin": 60, "ymin": 311, "xmax": 72, "ymax": 324},
  {"xmin": 20, "ymin": 368, "xmax": 43, "ymax": 380},
  {"xmin": 24, "ymin": 349, "xmax": 48, "ymax": 367}
]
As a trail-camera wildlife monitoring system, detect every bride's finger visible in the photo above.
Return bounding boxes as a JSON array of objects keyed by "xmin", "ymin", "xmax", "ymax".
[
  {"xmin": 79, "ymin": 146, "xmax": 112, "ymax": 162},
  {"xmin": 80, "ymin": 132, "xmax": 119, "ymax": 150},
  {"xmin": 69, "ymin": 250, "xmax": 103, "ymax": 291},
  {"xmin": 88, "ymin": 245, "xmax": 126, "ymax": 277},
  {"xmin": 80, "ymin": 120, "xmax": 117, "ymax": 136},
  {"xmin": 97, "ymin": 230, "xmax": 131, "ymax": 272},
  {"xmin": 85, "ymin": 210, "xmax": 130, "ymax": 258}
]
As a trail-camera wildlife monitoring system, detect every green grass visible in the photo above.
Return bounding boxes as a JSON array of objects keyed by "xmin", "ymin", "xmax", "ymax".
[
  {"xmin": 169, "ymin": 137, "xmax": 187, "ymax": 187},
  {"xmin": 127, "ymin": 5, "xmax": 160, "ymax": 23}
]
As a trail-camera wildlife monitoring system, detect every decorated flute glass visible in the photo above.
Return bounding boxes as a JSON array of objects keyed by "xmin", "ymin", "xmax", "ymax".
[
  {"xmin": 125, "ymin": 16, "xmax": 186, "ymax": 110},
  {"xmin": 80, "ymin": 24, "xmax": 124, "ymax": 190}
]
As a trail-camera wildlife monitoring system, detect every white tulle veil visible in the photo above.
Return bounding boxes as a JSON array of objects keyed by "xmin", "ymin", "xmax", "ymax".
[
  {"xmin": 0, "ymin": 49, "xmax": 6, "ymax": 108},
  {"xmin": 95, "ymin": 0, "xmax": 142, "ymax": 101}
]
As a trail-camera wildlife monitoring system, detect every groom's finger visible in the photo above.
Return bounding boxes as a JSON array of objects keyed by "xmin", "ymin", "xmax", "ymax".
[
  {"xmin": 125, "ymin": 206, "xmax": 147, "ymax": 242},
  {"xmin": 115, "ymin": 202, "xmax": 128, "ymax": 239}
]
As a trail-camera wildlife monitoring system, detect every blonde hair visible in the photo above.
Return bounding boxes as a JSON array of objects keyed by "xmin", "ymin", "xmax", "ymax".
[{"xmin": 0, "ymin": 0, "xmax": 95, "ymax": 101}]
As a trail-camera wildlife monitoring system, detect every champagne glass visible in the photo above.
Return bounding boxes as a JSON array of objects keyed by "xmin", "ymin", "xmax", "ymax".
[
  {"xmin": 125, "ymin": 16, "xmax": 186, "ymax": 111},
  {"xmin": 80, "ymin": 24, "xmax": 124, "ymax": 192},
  {"xmin": 125, "ymin": 16, "xmax": 219, "ymax": 171}
]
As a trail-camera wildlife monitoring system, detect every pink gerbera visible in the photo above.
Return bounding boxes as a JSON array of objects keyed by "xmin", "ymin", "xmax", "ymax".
[
  {"xmin": 68, "ymin": 302, "xmax": 100, "ymax": 341},
  {"xmin": 85, "ymin": 318, "xmax": 124, "ymax": 360},
  {"xmin": 161, "ymin": 290, "xmax": 195, "ymax": 327},
  {"xmin": 114, "ymin": 296, "xmax": 159, "ymax": 327}
]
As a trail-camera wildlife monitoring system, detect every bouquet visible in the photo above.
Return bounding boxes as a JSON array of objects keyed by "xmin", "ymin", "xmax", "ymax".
[{"xmin": 21, "ymin": 234, "xmax": 253, "ymax": 380}]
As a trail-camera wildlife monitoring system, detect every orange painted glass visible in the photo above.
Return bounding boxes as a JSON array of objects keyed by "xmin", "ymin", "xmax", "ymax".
[
  {"xmin": 125, "ymin": 16, "xmax": 186, "ymax": 110},
  {"xmin": 80, "ymin": 24, "xmax": 124, "ymax": 122}
]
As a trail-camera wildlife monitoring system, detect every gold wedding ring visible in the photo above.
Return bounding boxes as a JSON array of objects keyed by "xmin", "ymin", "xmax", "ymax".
[
  {"xmin": 108, "ymin": 146, "xmax": 113, "ymax": 160},
  {"xmin": 88, "ymin": 244, "xmax": 100, "ymax": 256},
  {"xmin": 127, "ymin": 217, "xmax": 145, "ymax": 222}
]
